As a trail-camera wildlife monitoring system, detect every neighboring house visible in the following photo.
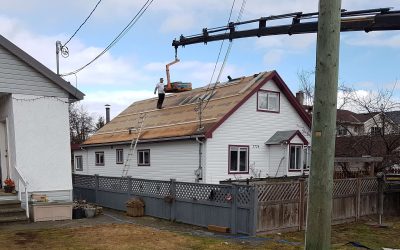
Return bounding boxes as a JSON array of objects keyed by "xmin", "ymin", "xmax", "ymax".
[
  {"xmin": 74, "ymin": 71, "xmax": 311, "ymax": 184},
  {"xmin": 0, "ymin": 35, "xmax": 84, "ymax": 202},
  {"xmin": 357, "ymin": 111, "xmax": 400, "ymax": 136},
  {"xmin": 336, "ymin": 109, "xmax": 364, "ymax": 136}
]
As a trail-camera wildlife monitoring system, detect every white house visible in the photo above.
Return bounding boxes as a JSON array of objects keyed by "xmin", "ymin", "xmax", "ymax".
[
  {"xmin": 74, "ymin": 71, "xmax": 311, "ymax": 184},
  {"xmin": 0, "ymin": 35, "xmax": 84, "ymax": 207}
]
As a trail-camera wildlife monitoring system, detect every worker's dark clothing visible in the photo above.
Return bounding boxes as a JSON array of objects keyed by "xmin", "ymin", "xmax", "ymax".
[{"xmin": 157, "ymin": 93, "xmax": 165, "ymax": 109}]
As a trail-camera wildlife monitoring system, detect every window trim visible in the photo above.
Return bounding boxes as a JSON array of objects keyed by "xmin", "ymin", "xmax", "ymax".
[
  {"xmin": 288, "ymin": 144, "xmax": 303, "ymax": 172},
  {"xmin": 116, "ymin": 149, "xmax": 124, "ymax": 164},
  {"xmin": 257, "ymin": 89, "xmax": 280, "ymax": 113},
  {"xmin": 75, "ymin": 156, "xmax": 83, "ymax": 171},
  {"xmin": 95, "ymin": 151, "xmax": 105, "ymax": 166},
  {"xmin": 137, "ymin": 149, "xmax": 150, "ymax": 166},
  {"xmin": 228, "ymin": 145, "xmax": 250, "ymax": 174},
  {"xmin": 303, "ymin": 145, "xmax": 311, "ymax": 171}
]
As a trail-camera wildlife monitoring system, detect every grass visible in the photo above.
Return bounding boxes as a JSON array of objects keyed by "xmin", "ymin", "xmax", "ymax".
[{"xmin": 0, "ymin": 217, "xmax": 399, "ymax": 249}]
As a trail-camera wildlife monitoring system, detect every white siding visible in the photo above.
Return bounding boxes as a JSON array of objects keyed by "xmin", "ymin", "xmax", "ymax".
[
  {"xmin": 0, "ymin": 45, "xmax": 67, "ymax": 97},
  {"xmin": 205, "ymin": 79, "xmax": 311, "ymax": 184},
  {"xmin": 75, "ymin": 140, "xmax": 202, "ymax": 182},
  {"xmin": 11, "ymin": 94, "xmax": 72, "ymax": 192}
]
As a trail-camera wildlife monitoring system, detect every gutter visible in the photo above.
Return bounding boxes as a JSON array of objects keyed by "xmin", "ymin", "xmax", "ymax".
[{"xmin": 80, "ymin": 135, "xmax": 206, "ymax": 148}]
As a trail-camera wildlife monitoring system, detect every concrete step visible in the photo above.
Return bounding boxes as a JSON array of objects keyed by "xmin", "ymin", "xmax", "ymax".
[
  {"xmin": 0, "ymin": 215, "xmax": 28, "ymax": 224},
  {"xmin": 0, "ymin": 195, "xmax": 19, "ymax": 201},
  {"xmin": 0, "ymin": 207, "xmax": 25, "ymax": 217},
  {"xmin": 0, "ymin": 200, "xmax": 21, "ymax": 209}
]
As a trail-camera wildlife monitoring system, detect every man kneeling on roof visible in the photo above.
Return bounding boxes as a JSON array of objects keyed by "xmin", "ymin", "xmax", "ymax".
[{"xmin": 154, "ymin": 77, "xmax": 165, "ymax": 109}]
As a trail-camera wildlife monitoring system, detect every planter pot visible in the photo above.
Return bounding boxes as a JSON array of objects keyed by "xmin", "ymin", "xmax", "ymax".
[
  {"xmin": 4, "ymin": 186, "xmax": 14, "ymax": 193},
  {"xmin": 72, "ymin": 208, "xmax": 85, "ymax": 219},
  {"xmin": 84, "ymin": 207, "xmax": 96, "ymax": 218}
]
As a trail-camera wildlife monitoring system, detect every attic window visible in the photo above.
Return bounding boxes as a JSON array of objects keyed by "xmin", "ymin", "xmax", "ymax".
[{"xmin": 257, "ymin": 90, "xmax": 280, "ymax": 112}]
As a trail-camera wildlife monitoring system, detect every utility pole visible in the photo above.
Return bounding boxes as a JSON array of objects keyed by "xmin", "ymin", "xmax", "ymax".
[{"xmin": 305, "ymin": 0, "xmax": 341, "ymax": 249}]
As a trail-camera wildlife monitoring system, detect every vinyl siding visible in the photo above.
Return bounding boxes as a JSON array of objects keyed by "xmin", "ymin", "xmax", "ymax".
[
  {"xmin": 0, "ymin": 45, "xmax": 67, "ymax": 97},
  {"xmin": 74, "ymin": 140, "xmax": 201, "ymax": 182},
  {"xmin": 205, "ymin": 79, "xmax": 311, "ymax": 184}
]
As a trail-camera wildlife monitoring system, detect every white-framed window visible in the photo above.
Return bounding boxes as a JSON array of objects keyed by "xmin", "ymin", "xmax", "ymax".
[
  {"xmin": 95, "ymin": 152, "xmax": 104, "ymax": 166},
  {"xmin": 289, "ymin": 145, "xmax": 302, "ymax": 171},
  {"xmin": 75, "ymin": 156, "xmax": 83, "ymax": 171},
  {"xmin": 257, "ymin": 90, "xmax": 280, "ymax": 112},
  {"xmin": 116, "ymin": 149, "xmax": 124, "ymax": 164},
  {"xmin": 137, "ymin": 149, "xmax": 150, "ymax": 166},
  {"xmin": 370, "ymin": 126, "xmax": 382, "ymax": 136},
  {"xmin": 229, "ymin": 145, "xmax": 249, "ymax": 174},
  {"xmin": 303, "ymin": 146, "xmax": 311, "ymax": 170}
]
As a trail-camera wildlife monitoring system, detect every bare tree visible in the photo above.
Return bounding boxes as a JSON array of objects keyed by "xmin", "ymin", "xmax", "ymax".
[
  {"xmin": 69, "ymin": 103, "xmax": 96, "ymax": 144},
  {"xmin": 95, "ymin": 116, "xmax": 105, "ymax": 130}
]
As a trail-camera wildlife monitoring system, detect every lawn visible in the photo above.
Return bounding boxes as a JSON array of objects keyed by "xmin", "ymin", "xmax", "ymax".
[{"xmin": 0, "ymin": 217, "xmax": 399, "ymax": 249}]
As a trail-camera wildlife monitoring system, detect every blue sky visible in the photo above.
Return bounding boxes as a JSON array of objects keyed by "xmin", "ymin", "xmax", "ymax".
[{"xmin": 1, "ymin": 0, "xmax": 399, "ymax": 117}]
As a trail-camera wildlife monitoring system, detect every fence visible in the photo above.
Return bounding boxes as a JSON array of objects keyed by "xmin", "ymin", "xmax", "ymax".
[
  {"xmin": 73, "ymin": 174, "xmax": 399, "ymax": 235},
  {"xmin": 73, "ymin": 174, "xmax": 257, "ymax": 235},
  {"xmin": 255, "ymin": 177, "xmax": 380, "ymax": 233}
]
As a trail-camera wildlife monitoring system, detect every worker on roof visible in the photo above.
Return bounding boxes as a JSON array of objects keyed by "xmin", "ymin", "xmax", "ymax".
[{"xmin": 154, "ymin": 77, "xmax": 165, "ymax": 109}]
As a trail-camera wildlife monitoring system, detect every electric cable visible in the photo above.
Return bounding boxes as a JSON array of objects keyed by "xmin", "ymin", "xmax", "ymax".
[
  {"xmin": 61, "ymin": 0, "xmax": 154, "ymax": 76},
  {"xmin": 63, "ymin": 0, "xmax": 102, "ymax": 47}
]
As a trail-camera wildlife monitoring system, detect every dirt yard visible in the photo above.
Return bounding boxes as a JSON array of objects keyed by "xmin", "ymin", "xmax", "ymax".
[{"xmin": 0, "ymin": 215, "xmax": 399, "ymax": 249}]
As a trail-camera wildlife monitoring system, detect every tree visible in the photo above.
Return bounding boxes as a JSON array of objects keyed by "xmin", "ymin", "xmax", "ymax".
[
  {"xmin": 95, "ymin": 116, "xmax": 105, "ymax": 130},
  {"xmin": 69, "ymin": 103, "xmax": 96, "ymax": 144}
]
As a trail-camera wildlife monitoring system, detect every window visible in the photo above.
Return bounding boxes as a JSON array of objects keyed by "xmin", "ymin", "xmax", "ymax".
[
  {"xmin": 370, "ymin": 126, "xmax": 382, "ymax": 136},
  {"xmin": 116, "ymin": 149, "xmax": 124, "ymax": 164},
  {"xmin": 289, "ymin": 145, "xmax": 302, "ymax": 171},
  {"xmin": 137, "ymin": 149, "xmax": 150, "ymax": 166},
  {"xmin": 75, "ymin": 156, "xmax": 83, "ymax": 171},
  {"xmin": 257, "ymin": 90, "xmax": 280, "ymax": 112},
  {"xmin": 229, "ymin": 145, "xmax": 249, "ymax": 174},
  {"xmin": 303, "ymin": 146, "xmax": 311, "ymax": 170},
  {"xmin": 95, "ymin": 152, "xmax": 104, "ymax": 166},
  {"xmin": 337, "ymin": 125, "xmax": 348, "ymax": 136}
]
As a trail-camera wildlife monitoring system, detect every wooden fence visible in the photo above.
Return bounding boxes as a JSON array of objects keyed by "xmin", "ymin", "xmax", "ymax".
[{"xmin": 255, "ymin": 177, "xmax": 380, "ymax": 233}]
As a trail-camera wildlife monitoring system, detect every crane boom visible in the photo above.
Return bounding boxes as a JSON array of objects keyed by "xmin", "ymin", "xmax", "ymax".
[{"xmin": 172, "ymin": 8, "xmax": 400, "ymax": 47}]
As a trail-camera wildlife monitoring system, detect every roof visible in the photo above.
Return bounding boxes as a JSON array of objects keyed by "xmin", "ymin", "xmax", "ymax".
[
  {"xmin": 0, "ymin": 35, "xmax": 84, "ymax": 100},
  {"xmin": 386, "ymin": 111, "xmax": 400, "ymax": 124},
  {"xmin": 336, "ymin": 109, "xmax": 362, "ymax": 123},
  {"xmin": 83, "ymin": 70, "xmax": 311, "ymax": 146},
  {"xmin": 335, "ymin": 135, "xmax": 400, "ymax": 157},
  {"xmin": 265, "ymin": 130, "xmax": 308, "ymax": 145}
]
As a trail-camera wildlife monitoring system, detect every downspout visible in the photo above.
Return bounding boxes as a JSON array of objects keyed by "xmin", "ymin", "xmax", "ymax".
[{"xmin": 195, "ymin": 137, "xmax": 204, "ymax": 182}]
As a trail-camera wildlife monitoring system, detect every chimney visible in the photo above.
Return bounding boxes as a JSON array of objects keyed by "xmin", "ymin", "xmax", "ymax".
[
  {"xmin": 105, "ymin": 104, "xmax": 110, "ymax": 123},
  {"xmin": 296, "ymin": 91, "xmax": 304, "ymax": 105}
]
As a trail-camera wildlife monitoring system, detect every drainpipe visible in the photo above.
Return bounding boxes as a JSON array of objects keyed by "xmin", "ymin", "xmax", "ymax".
[{"xmin": 195, "ymin": 137, "xmax": 204, "ymax": 182}]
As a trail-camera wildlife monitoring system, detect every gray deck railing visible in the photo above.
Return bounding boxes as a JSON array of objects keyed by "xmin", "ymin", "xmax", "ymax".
[{"xmin": 73, "ymin": 174, "xmax": 258, "ymax": 235}]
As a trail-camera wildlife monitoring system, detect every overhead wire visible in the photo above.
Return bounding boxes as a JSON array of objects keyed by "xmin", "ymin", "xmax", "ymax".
[
  {"xmin": 202, "ymin": 0, "xmax": 247, "ymax": 111},
  {"xmin": 63, "ymin": 0, "xmax": 102, "ymax": 47},
  {"xmin": 61, "ymin": 0, "xmax": 154, "ymax": 76}
]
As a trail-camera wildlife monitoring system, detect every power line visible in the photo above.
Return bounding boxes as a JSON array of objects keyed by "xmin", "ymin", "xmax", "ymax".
[
  {"xmin": 202, "ymin": 0, "xmax": 247, "ymax": 111},
  {"xmin": 63, "ymin": 0, "xmax": 102, "ymax": 47},
  {"xmin": 61, "ymin": 0, "xmax": 154, "ymax": 76}
]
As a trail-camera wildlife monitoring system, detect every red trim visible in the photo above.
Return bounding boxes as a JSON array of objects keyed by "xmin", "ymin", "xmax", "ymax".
[
  {"xmin": 137, "ymin": 149, "xmax": 151, "ymax": 166},
  {"xmin": 287, "ymin": 130, "xmax": 309, "ymax": 145},
  {"xmin": 256, "ymin": 89, "xmax": 280, "ymax": 113},
  {"xmin": 205, "ymin": 71, "xmax": 312, "ymax": 138},
  {"xmin": 288, "ymin": 144, "xmax": 303, "ymax": 172},
  {"xmin": 228, "ymin": 145, "xmax": 250, "ymax": 174}
]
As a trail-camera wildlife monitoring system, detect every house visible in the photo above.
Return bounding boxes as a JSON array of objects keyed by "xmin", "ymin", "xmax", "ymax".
[
  {"xmin": 73, "ymin": 71, "xmax": 311, "ymax": 184},
  {"xmin": 0, "ymin": 35, "xmax": 84, "ymax": 210}
]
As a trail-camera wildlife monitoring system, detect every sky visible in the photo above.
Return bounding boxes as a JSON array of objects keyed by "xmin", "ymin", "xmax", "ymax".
[{"xmin": 1, "ymin": 0, "xmax": 399, "ymax": 118}]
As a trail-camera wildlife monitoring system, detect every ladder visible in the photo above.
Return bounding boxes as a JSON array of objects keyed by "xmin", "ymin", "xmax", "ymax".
[{"xmin": 122, "ymin": 112, "xmax": 147, "ymax": 177}]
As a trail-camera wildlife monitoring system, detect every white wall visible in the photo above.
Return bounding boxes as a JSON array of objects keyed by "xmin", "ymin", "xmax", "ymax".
[
  {"xmin": 205, "ymin": 79, "xmax": 311, "ymax": 184},
  {"xmin": 74, "ymin": 140, "xmax": 202, "ymax": 182},
  {"xmin": 11, "ymin": 94, "xmax": 72, "ymax": 195}
]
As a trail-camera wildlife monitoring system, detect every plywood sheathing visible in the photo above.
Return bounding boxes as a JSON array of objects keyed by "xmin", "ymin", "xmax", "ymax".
[{"xmin": 83, "ymin": 72, "xmax": 271, "ymax": 145}]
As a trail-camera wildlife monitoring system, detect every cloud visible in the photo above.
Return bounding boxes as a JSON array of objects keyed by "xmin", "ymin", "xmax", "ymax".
[{"xmin": 344, "ymin": 33, "xmax": 400, "ymax": 48}]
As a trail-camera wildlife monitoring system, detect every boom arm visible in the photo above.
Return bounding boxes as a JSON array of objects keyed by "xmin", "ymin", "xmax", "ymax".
[{"xmin": 172, "ymin": 8, "xmax": 400, "ymax": 47}]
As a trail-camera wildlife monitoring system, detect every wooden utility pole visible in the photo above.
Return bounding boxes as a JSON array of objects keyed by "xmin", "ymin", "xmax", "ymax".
[{"xmin": 305, "ymin": 0, "xmax": 342, "ymax": 249}]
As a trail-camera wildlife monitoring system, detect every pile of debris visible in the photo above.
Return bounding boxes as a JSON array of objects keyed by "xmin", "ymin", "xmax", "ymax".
[{"xmin": 73, "ymin": 200, "xmax": 103, "ymax": 219}]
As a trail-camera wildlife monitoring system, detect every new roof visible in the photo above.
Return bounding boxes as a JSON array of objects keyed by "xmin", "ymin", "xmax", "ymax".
[
  {"xmin": 83, "ymin": 71, "xmax": 311, "ymax": 146},
  {"xmin": 0, "ymin": 35, "xmax": 84, "ymax": 100}
]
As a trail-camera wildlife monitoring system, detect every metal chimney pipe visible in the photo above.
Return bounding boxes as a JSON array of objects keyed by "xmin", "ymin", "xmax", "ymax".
[{"xmin": 105, "ymin": 104, "xmax": 110, "ymax": 123}]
